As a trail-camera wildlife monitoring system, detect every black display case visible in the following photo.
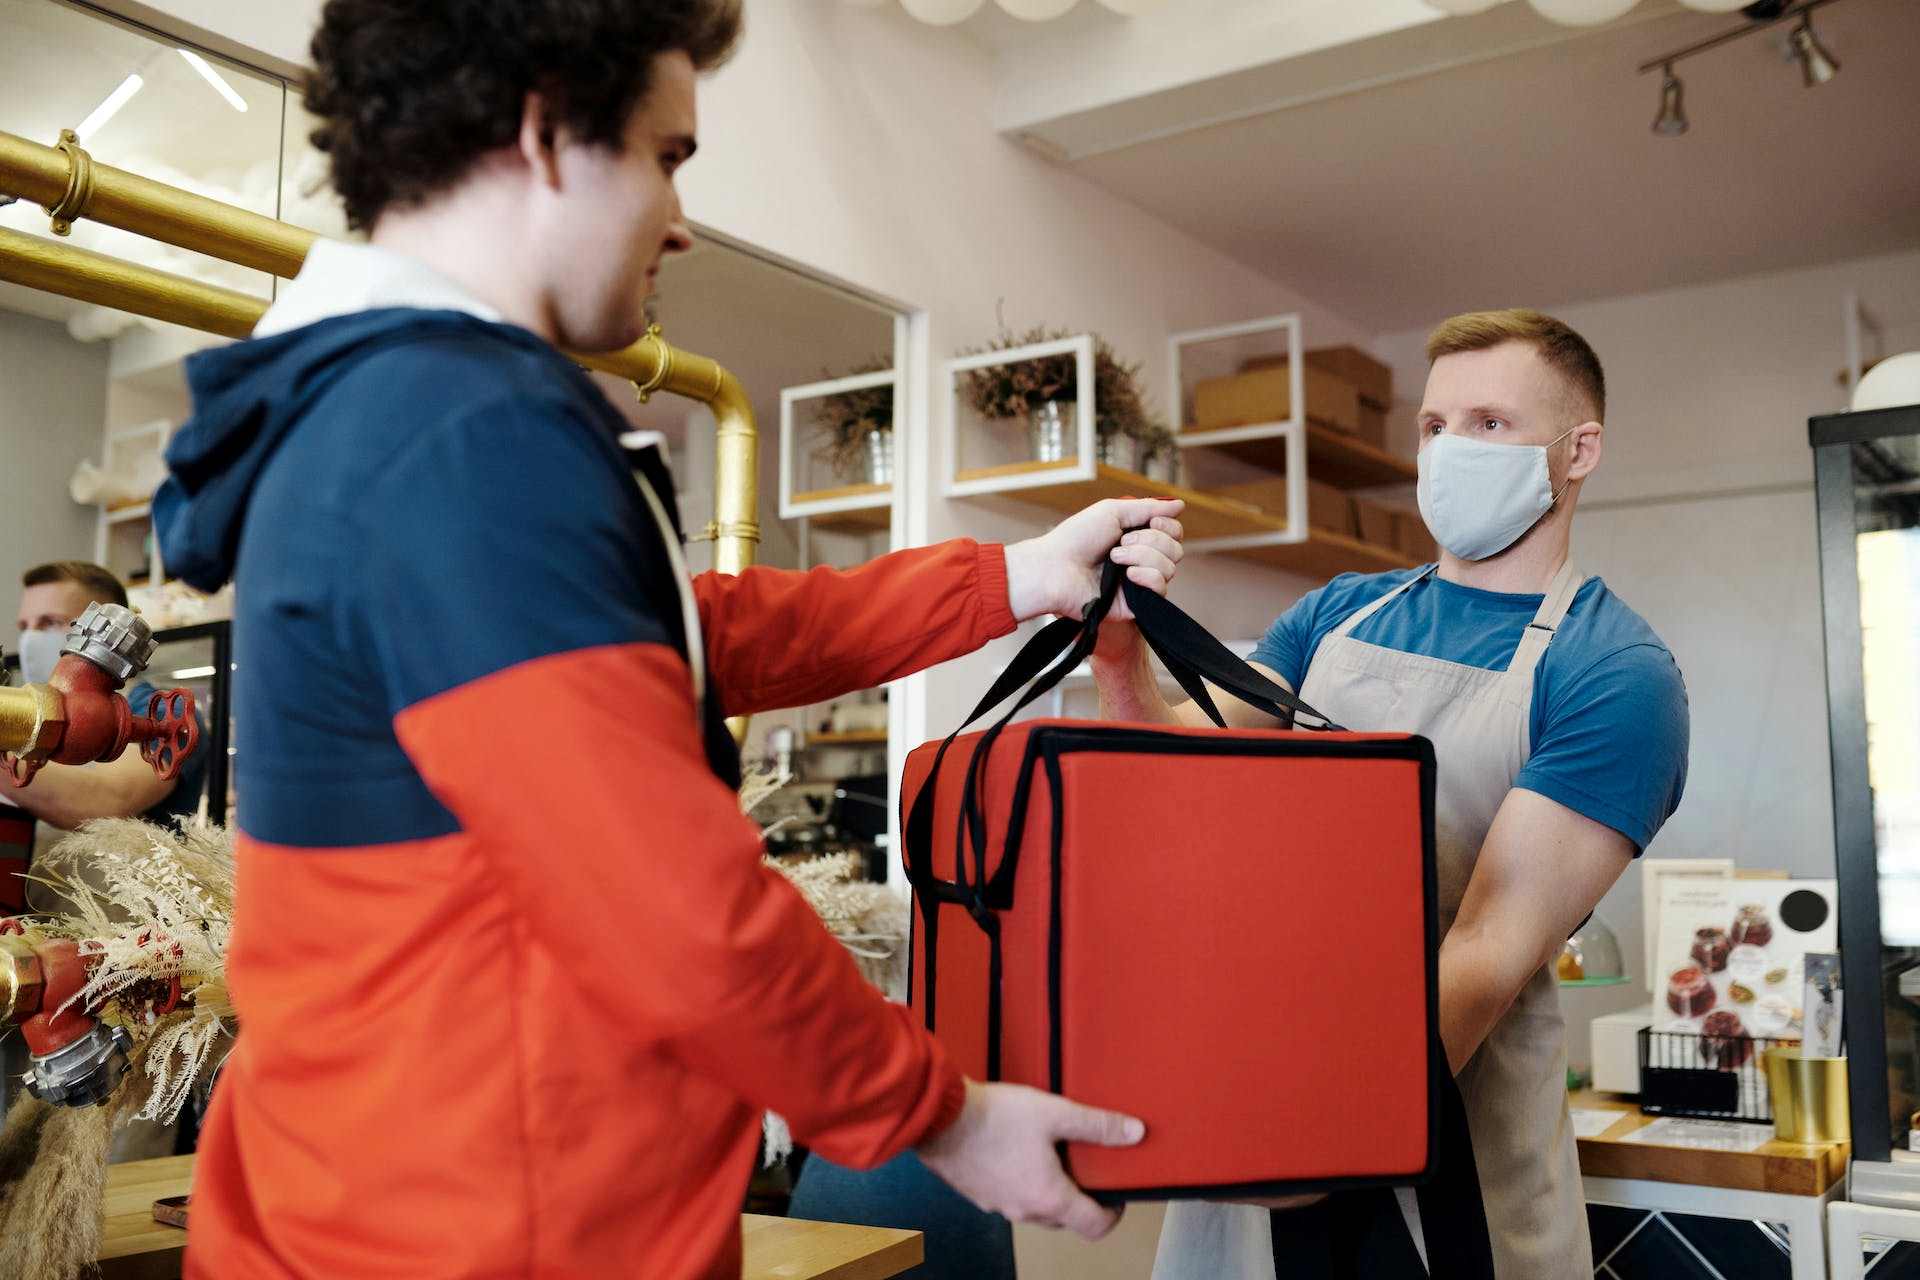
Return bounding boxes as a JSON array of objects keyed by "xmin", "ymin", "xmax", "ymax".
[{"xmin": 1811, "ymin": 403, "xmax": 1920, "ymax": 1167}]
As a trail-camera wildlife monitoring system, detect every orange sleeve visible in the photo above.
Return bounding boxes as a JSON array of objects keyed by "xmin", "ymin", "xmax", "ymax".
[
  {"xmin": 394, "ymin": 643, "xmax": 965, "ymax": 1166},
  {"xmin": 693, "ymin": 540, "xmax": 1017, "ymax": 717}
]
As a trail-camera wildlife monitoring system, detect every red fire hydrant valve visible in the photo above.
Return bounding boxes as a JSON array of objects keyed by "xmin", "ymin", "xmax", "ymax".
[{"xmin": 1, "ymin": 603, "xmax": 198, "ymax": 788}]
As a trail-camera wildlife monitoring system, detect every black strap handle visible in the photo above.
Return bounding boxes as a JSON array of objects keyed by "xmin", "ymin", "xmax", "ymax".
[
  {"xmin": 904, "ymin": 536, "xmax": 1345, "ymax": 910},
  {"xmin": 1113, "ymin": 559, "xmax": 1343, "ymax": 732}
]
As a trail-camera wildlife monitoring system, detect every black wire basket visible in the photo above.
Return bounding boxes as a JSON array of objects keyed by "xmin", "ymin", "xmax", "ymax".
[{"xmin": 1637, "ymin": 1027, "xmax": 1800, "ymax": 1123}]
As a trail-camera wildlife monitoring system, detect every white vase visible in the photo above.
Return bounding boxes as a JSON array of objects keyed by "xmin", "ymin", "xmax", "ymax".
[
  {"xmin": 863, "ymin": 429, "xmax": 894, "ymax": 486},
  {"xmin": 1096, "ymin": 433, "xmax": 1140, "ymax": 472},
  {"xmin": 1029, "ymin": 401, "xmax": 1072, "ymax": 463}
]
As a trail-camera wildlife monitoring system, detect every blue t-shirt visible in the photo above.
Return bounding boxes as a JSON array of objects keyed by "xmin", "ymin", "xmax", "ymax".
[
  {"xmin": 1250, "ymin": 568, "xmax": 1688, "ymax": 852},
  {"xmin": 128, "ymin": 678, "xmax": 210, "ymax": 828}
]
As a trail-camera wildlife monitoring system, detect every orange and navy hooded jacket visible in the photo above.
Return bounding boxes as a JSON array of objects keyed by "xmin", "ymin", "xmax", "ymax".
[{"xmin": 155, "ymin": 295, "xmax": 1014, "ymax": 1277}]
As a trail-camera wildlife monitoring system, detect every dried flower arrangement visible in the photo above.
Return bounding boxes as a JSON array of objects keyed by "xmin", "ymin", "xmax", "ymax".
[
  {"xmin": 957, "ymin": 326, "xmax": 1167, "ymax": 445},
  {"xmin": 0, "ymin": 819, "xmax": 235, "ymax": 1280},
  {"xmin": 808, "ymin": 356, "xmax": 895, "ymax": 482}
]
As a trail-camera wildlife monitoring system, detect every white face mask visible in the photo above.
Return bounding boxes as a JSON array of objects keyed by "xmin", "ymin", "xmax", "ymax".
[
  {"xmin": 1416, "ymin": 427, "xmax": 1577, "ymax": 562},
  {"xmin": 15, "ymin": 628, "xmax": 67, "ymax": 686}
]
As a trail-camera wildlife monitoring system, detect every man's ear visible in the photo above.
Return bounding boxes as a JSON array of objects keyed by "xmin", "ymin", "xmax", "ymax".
[
  {"xmin": 1567, "ymin": 420, "xmax": 1604, "ymax": 481},
  {"xmin": 517, "ymin": 91, "xmax": 562, "ymax": 190}
]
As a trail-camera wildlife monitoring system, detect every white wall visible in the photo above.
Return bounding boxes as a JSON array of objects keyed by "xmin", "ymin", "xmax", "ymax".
[
  {"xmin": 681, "ymin": 0, "xmax": 1376, "ymax": 723},
  {"xmin": 0, "ymin": 309, "xmax": 109, "ymax": 601},
  {"xmin": 1374, "ymin": 248, "xmax": 1920, "ymax": 1066}
]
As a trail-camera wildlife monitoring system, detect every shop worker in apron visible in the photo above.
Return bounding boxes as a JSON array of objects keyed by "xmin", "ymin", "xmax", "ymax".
[
  {"xmin": 151, "ymin": 1, "xmax": 1189, "ymax": 1276},
  {"xmin": 1095, "ymin": 309, "xmax": 1689, "ymax": 1278}
]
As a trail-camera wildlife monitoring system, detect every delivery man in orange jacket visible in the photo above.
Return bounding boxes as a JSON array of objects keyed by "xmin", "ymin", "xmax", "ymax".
[{"xmin": 151, "ymin": 0, "xmax": 1188, "ymax": 1275}]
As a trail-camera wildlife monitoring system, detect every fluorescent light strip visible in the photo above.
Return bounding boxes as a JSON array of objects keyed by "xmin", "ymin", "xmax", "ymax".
[
  {"xmin": 177, "ymin": 50, "xmax": 247, "ymax": 113},
  {"xmin": 170, "ymin": 666, "xmax": 217, "ymax": 680},
  {"xmin": 77, "ymin": 73, "xmax": 144, "ymax": 141}
]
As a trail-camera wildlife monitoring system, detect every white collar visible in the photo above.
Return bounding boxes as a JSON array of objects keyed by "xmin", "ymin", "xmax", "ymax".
[
  {"xmin": 254, "ymin": 239, "xmax": 502, "ymax": 338},
  {"xmin": 255, "ymin": 240, "xmax": 670, "ymax": 457}
]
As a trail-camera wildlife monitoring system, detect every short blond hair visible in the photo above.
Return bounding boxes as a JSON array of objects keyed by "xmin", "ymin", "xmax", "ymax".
[
  {"xmin": 23, "ymin": 560, "xmax": 127, "ymax": 609},
  {"xmin": 1426, "ymin": 308, "xmax": 1605, "ymax": 422}
]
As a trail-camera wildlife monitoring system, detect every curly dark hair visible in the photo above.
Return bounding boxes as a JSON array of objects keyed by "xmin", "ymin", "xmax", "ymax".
[{"xmin": 306, "ymin": 0, "xmax": 743, "ymax": 231}]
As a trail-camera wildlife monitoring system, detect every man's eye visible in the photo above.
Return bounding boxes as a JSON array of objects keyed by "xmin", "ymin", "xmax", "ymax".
[
  {"xmin": 1423, "ymin": 421, "xmax": 1444, "ymax": 437},
  {"xmin": 1480, "ymin": 417, "xmax": 1506, "ymax": 432}
]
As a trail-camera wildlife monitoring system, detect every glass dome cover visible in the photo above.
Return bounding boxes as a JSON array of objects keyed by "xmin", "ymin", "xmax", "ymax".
[{"xmin": 1558, "ymin": 914, "xmax": 1629, "ymax": 986}]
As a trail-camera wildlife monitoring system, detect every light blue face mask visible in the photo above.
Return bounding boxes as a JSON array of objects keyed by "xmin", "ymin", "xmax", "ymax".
[
  {"xmin": 1416, "ymin": 427, "xmax": 1576, "ymax": 562},
  {"xmin": 15, "ymin": 628, "xmax": 67, "ymax": 686}
]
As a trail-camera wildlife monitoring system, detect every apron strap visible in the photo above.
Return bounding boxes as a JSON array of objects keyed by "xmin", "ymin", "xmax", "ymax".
[
  {"xmin": 1326, "ymin": 567, "xmax": 1434, "ymax": 643},
  {"xmin": 1503, "ymin": 560, "xmax": 1584, "ymax": 681}
]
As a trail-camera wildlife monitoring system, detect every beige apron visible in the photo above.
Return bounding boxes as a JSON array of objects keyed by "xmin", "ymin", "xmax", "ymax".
[{"xmin": 1154, "ymin": 561, "xmax": 1589, "ymax": 1280}]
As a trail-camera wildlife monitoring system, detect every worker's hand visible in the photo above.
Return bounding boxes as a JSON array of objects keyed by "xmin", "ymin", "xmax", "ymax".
[
  {"xmin": 1004, "ymin": 497, "xmax": 1185, "ymax": 629},
  {"xmin": 916, "ymin": 1079, "xmax": 1145, "ymax": 1241}
]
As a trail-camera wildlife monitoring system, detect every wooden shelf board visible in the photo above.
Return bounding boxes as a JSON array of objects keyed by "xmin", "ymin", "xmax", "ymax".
[
  {"xmin": 789, "ymin": 484, "xmax": 891, "ymax": 533},
  {"xmin": 955, "ymin": 461, "xmax": 1288, "ymax": 542},
  {"xmin": 808, "ymin": 730, "xmax": 888, "ymax": 746},
  {"xmin": 954, "ymin": 461, "xmax": 1416, "ymax": 581},
  {"xmin": 1568, "ymin": 1090, "xmax": 1847, "ymax": 1197},
  {"xmin": 98, "ymin": 1156, "xmax": 925, "ymax": 1280},
  {"xmin": 1221, "ymin": 528, "xmax": 1421, "ymax": 580},
  {"xmin": 1179, "ymin": 424, "xmax": 1417, "ymax": 489}
]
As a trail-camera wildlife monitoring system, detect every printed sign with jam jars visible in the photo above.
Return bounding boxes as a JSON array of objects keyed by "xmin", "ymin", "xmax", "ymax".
[{"xmin": 1653, "ymin": 878, "xmax": 1838, "ymax": 1067}]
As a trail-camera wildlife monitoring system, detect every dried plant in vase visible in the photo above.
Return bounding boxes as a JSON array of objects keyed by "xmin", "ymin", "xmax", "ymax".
[
  {"xmin": 957, "ymin": 326, "xmax": 1161, "ymax": 467},
  {"xmin": 808, "ymin": 356, "xmax": 895, "ymax": 486},
  {"xmin": 0, "ymin": 819, "xmax": 236, "ymax": 1280},
  {"xmin": 1136, "ymin": 421, "xmax": 1181, "ymax": 484}
]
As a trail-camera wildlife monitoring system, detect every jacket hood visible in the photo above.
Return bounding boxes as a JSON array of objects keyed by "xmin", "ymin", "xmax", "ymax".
[{"xmin": 155, "ymin": 309, "xmax": 552, "ymax": 591}]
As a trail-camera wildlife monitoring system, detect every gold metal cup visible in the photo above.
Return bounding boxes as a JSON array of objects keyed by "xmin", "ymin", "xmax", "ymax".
[{"xmin": 1764, "ymin": 1047, "xmax": 1850, "ymax": 1143}]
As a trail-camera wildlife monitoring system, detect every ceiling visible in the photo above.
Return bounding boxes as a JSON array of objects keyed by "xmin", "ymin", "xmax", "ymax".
[
  {"xmin": 0, "ymin": 0, "xmax": 288, "ymax": 193},
  {"xmin": 1052, "ymin": 0, "xmax": 1920, "ymax": 333}
]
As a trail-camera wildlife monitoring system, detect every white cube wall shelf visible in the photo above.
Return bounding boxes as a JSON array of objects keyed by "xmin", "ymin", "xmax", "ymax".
[
  {"xmin": 1169, "ymin": 313, "xmax": 1308, "ymax": 552},
  {"xmin": 780, "ymin": 368, "xmax": 901, "ymax": 526},
  {"xmin": 943, "ymin": 333, "xmax": 1096, "ymax": 498}
]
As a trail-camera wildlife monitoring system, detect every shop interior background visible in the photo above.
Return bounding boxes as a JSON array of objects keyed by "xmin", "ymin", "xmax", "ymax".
[{"xmin": 1, "ymin": 0, "xmax": 1918, "ymax": 1273}]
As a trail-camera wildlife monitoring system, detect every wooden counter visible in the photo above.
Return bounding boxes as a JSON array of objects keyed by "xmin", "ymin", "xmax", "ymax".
[
  {"xmin": 1570, "ymin": 1089, "xmax": 1847, "ymax": 1196},
  {"xmin": 98, "ymin": 1156, "xmax": 921, "ymax": 1280}
]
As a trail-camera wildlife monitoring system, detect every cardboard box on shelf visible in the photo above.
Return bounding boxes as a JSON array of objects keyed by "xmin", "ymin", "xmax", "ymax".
[
  {"xmin": 1191, "ymin": 363, "xmax": 1361, "ymax": 437},
  {"xmin": 1208, "ymin": 477, "xmax": 1355, "ymax": 536},
  {"xmin": 1395, "ymin": 511, "xmax": 1438, "ymax": 562},
  {"xmin": 1304, "ymin": 345, "xmax": 1393, "ymax": 410},
  {"xmin": 1352, "ymin": 496, "xmax": 1404, "ymax": 550},
  {"xmin": 1355, "ymin": 402, "xmax": 1391, "ymax": 451}
]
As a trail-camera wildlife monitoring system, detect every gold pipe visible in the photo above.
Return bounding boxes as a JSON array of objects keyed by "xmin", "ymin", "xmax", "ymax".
[
  {"xmin": 0, "ymin": 127, "xmax": 758, "ymax": 575},
  {"xmin": 0, "ymin": 129, "xmax": 317, "ymax": 275},
  {"xmin": 0, "ymin": 684, "xmax": 61, "ymax": 759},
  {"xmin": 0, "ymin": 226, "xmax": 261, "ymax": 338},
  {"xmin": 0, "ymin": 688, "xmax": 42, "ymax": 756},
  {"xmin": 1, "ymin": 933, "xmax": 46, "ymax": 1025}
]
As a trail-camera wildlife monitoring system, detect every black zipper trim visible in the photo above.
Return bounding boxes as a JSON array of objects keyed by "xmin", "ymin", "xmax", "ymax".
[{"xmin": 1045, "ymin": 747, "xmax": 1067, "ymax": 1099}]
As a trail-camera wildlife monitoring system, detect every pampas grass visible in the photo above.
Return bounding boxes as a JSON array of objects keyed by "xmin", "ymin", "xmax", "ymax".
[
  {"xmin": 0, "ymin": 819, "xmax": 234, "ymax": 1279},
  {"xmin": 25, "ymin": 819, "xmax": 235, "ymax": 1126}
]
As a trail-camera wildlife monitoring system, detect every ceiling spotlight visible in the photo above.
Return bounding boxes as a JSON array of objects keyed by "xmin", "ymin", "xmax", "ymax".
[
  {"xmin": 178, "ymin": 50, "xmax": 248, "ymax": 113},
  {"xmin": 1652, "ymin": 64, "xmax": 1689, "ymax": 135},
  {"xmin": 1790, "ymin": 16, "xmax": 1840, "ymax": 86},
  {"xmin": 76, "ymin": 73, "xmax": 144, "ymax": 142}
]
